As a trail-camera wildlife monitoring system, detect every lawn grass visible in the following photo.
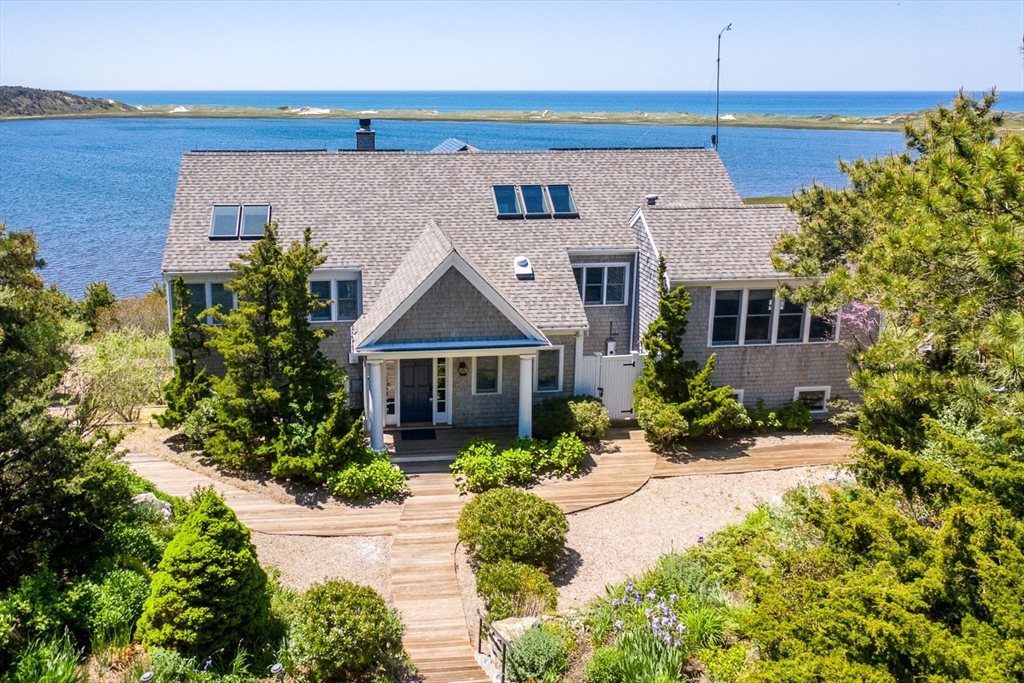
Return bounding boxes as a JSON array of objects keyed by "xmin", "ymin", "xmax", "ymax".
[{"xmin": 742, "ymin": 196, "xmax": 790, "ymax": 205}]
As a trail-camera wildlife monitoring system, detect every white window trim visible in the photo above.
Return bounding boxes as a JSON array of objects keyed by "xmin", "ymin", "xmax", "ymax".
[
  {"xmin": 472, "ymin": 355, "xmax": 503, "ymax": 395},
  {"xmin": 731, "ymin": 388, "xmax": 745, "ymax": 405},
  {"xmin": 433, "ymin": 357, "xmax": 452, "ymax": 425},
  {"xmin": 573, "ymin": 263, "xmax": 630, "ymax": 307},
  {"xmin": 708, "ymin": 287, "xmax": 839, "ymax": 347},
  {"xmin": 309, "ymin": 273, "xmax": 362, "ymax": 323},
  {"xmin": 794, "ymin": 385, "xmax": 831, "ymax": 413},
  {"xmin": 534, "ymin": 346, "xmax": 564, "ymax": 393}
]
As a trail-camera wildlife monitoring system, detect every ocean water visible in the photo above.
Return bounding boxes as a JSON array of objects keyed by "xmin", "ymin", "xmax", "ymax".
[
  {"xmin": 79, "ymin": 90, "xmax": 1024, "ymax": 116},
  {"xmin": 1, "ymin": 115, "xmax": 906, "ymax": 299}
]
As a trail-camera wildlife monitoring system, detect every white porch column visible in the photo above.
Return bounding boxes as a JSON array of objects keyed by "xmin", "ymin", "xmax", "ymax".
[
  {"xmin": 518, "ymin": 354, "xmax": 535, "ymax": 438},
  {"xmin": 367, "ymin": 359, "xmax": 385, "ymax": 451}
]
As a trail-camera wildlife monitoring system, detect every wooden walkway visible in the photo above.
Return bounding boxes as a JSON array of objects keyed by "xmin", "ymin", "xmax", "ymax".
[
  {"xmin": 652, "ymin": 439, "xmax": 853, "ymax": 478},
  {"xmin": 127, "ymin": 429, "xmax": 851, "ymax": 683},
  {"xmin": 125, "ymin": 453, "xmax": 403, "ymax": 536}
]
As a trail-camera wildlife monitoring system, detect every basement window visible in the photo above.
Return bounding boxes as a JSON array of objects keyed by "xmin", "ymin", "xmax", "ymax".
[{"xmin": 795, "ymin": 386, "xmax": 830, "ymax": 413}]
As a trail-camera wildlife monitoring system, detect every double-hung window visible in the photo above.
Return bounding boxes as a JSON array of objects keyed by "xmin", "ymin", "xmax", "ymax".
[
  {"xmin": 572, "ymin": 265, "xmax": 628, "ymax": 306},
  {"xmin": 309, "ymin": 277, "xmax": 361, "ymax": 322},
  {"xmin": 536, "ymin": 348, "xmax": 562, "ymax": 392},
  {"xmin": 710, "ymin": 288, "xmax": 836, "ymax": 346},
  {"xmin": 181, "ymin": 281, "xmax": 235, "ymax": 324},
  {"xmin": 473, "ymin": 356, "xmax": 501, "ymax": 394}
]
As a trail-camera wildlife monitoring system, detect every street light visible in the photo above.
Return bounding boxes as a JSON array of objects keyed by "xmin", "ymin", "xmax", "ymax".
[{"xmin": 714, "ymin": 23, "xmax": 732, "ymax": 150}]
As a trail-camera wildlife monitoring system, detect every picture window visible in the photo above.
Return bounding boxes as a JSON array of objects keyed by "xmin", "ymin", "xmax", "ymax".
[
  {"xmin": 536, "ymin": 348, "xmax": 562, "ymax": 392},
  {"xmin": 473, "ymin": 356, "xmax": 501, "ymax": 394}
]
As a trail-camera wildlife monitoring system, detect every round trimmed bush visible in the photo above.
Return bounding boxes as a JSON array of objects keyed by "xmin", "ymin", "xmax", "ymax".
[
  {"xmin": 291, "ymin": 580, "xmax": 405, "ymax": 683},
  {"xmin": 457, "ymin": 488, "xmax": 568, "ymax": 568},
  {"xmin": 476, "ymin": 560, "xmax": 557, "ymax": 620}
]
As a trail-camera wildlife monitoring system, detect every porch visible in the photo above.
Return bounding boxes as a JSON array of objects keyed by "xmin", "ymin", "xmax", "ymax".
[{"xmin": 383, "ymin": 425, "xmax": 519, "ymax": 468}]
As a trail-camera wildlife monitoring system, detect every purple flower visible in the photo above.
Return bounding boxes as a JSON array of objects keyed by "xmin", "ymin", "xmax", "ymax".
[
  {"xmin": 669, "ymin": 593, "xmax": 677, "ymax": 604},
  {"xmin": 677, "ymin": 624, "xmax": 686, "ymax": 633},
  {"xmin": 646, "ymin": 589, "xmax": 657, "ymax": 600},
  {"xmin": 612, "ymin": 598, "xmax": 620, "ymax": 607},
  {"xmin": 674, "ymin": 639, "xmax": 681, "ymax": 648},
  {"xmin": 626, "ymin": 581, "xmax": 634, "ymax": 593},
  {"xmin": 615, "ymin": 620, "xmax": 623, "ymax": 630},
  {"xmin": 645, "ymin": 608, "xmax": 652, "ymax": 617},
  {"xmin": 698, "ymin": 536, "xmax": 705, "ymax": 544},
  {"xmin": 663, "ymin": 634, "xmax": 672, "ymax": 645}
]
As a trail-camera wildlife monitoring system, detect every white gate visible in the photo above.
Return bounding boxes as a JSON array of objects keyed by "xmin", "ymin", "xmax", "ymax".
[{"xmin": 576, "ymin": 353, "xmax": 644, "ymax": 422}]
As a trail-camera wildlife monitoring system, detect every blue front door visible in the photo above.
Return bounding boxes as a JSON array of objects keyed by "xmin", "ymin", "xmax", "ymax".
[{"xmin": 400, "ymin": 359, "xmax": 433, "ymax": 423}]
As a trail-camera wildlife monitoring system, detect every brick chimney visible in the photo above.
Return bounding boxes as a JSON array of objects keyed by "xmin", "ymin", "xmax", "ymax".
[{"xmin": 356, "ymin": 119, "xmax": 375, "ymax": 151}]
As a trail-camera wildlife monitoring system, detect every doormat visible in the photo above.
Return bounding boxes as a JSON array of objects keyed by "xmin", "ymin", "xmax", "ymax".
[{"xmin": 400, "ymin": 429, "xmax": 437, "ymax": 441}]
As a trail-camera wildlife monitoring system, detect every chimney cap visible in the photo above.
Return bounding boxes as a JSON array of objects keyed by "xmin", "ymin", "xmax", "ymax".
[
  {"xmin": 645, "ymin": 194, "xmax": 659, "ymax": 206},
  {"xmin": 359, "ymin": 118, "xmax": 372, "ymax": 129}
]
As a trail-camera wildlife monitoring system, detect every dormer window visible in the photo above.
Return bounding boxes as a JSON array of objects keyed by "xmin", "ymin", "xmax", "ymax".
[
  {"xmin": 209, "ymin": 204, "xmax": 271, "ymax": 239},
  {"xmin": 492, "ymin": 185, "xmax": 578, "ymax": 219},
  {"xmin": 241, "ymin": 204, "xmax": 270, "ymax": 238}
]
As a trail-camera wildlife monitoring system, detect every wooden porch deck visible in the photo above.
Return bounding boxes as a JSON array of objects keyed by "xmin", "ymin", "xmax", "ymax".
[{"xmin": 385, "ymin": 425, "xmax": 519, "ymax": 463}]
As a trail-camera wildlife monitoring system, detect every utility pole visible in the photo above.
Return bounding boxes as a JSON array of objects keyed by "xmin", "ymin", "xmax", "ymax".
[{"xmin": 715, "ymin": 23, "xmax": 732, "ymax": 150}]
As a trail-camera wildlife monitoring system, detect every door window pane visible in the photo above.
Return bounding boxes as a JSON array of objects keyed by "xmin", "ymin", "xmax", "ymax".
[
  {"xmin": 436, "ymin": 359, "xmax": 447, "ymax": 413},
  {"xmin": 537, "ymin": 349, "xmax": 560, "ymax": 391},
  {"xmin": 520, "ymin": 185, "xmax": 549, "ymax": 215},
  {"xmin": 584, "ymin": 268, "xmax": 604, "ymax": 305},
  {"xmin": 336, "ymin": 280, "xmax": 358, "ymax": 319},
  {"xmin": 240, "ymin": 205, "xmax": 270, "ymax": 237},
  {"xmin": 744, "ymin": 289, "xmax": 774, "ymax": 344},
  {"xmin": 310, "ymin": 281, "xmax": 332, "ymax": 321},
  {"xmin": 476, "ymin": 356, "xmax": 498, "ymax": 393},
  {"xmin": 186, "ymin": 283, "xmax": 207, "ymax": 320},
  {"xmin": 777, "ymin": 299, "xmax": 805, "ymax": 343},
  {"xmin": 808, "ymin": 314, "xmax": 835, "ymax": 342},
  {"xmin": 711, "ymin": 290, "xmax": 741, "ymax": 345},
  {"xmin": 210, "ymin": 205, "xmax": 239, "ymax": 237},
  {"xmin": 493, "ymin": 186, "xmax": 521, "ymax": 216},
  {"xmin": 605, "ymin": 267, "xmax": 626, "ymax": 305}
]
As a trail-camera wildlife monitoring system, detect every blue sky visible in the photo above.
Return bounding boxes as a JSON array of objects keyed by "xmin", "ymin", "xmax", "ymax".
[{"xmin": 0, "ymin": 0, "xmax": 1021, "ymax": 91}]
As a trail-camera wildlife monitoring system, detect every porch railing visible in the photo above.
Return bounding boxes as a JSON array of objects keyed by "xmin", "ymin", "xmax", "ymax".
[{"xmin": 477, "ymin": 609, "xmax": 512, "ymax": 683}]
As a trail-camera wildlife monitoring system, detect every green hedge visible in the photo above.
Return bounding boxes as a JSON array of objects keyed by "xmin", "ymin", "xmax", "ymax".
[
  {"xmin": 476, "ymin": 560, "xmax": 558, "ymax": 621},
  {"xmin": 533, "ymin": 396, "xmax": 611, "ymax": 441}
]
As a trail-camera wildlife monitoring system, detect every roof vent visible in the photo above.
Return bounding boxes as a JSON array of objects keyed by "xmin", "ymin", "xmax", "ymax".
[
  {"xmin": 356, "ymin": 119, "xmax": 375, "ymax": 151},
  {"xmin": 646, "ymin": 194, "xmax": 659, "ymax": 206},
  {"xmin": 513, "ymin": 255, "xmax": 534, "ymax": 280}
]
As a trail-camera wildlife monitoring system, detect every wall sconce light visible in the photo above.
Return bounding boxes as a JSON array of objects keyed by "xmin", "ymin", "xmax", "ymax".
[{"xmin": 458, "ymin": 361, "xmax": 468, "ymax": 376}]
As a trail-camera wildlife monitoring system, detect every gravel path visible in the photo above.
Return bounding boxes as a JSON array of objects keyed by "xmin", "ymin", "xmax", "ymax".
[
  {"xmin": 250, "ymin": 532, "xmax": 394, "ymax": 603},
  {"xmin": 552, "ymin": 465, "xmax": 838, "ymax": 609}
]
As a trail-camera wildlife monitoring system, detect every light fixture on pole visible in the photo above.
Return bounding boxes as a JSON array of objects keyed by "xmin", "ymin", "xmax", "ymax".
[{"xmin": 714, "ymin": 23, "xmax": 732, "ymax": 150}]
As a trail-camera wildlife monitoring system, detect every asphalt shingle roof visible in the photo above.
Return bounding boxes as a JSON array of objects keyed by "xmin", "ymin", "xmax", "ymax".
[
  {"xmin": 642, "ymin": 204, "xmax": 798, "ymax": 283},
  {"xmin": 163, "ymin": 147, "xmax": 750, "ymax": 330}
]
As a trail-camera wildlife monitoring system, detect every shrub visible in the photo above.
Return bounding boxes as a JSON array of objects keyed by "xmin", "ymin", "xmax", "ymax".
[
  {"xmin": 95, "ymin": 290, "xmax": 167, "ymax": 336},
  {"xmin": 745, "ymin": 398, "xmax": 782, "ymax": 434},
  {"xmin": 677, "ymin": 357, "xmax": 750, "ymax": 438},
  {"xmin": 539, "ymin": 432, "xmax": 587, "ymax": 476},
  {"xmin": 498, "ymin": 446, "xmax": 538, "ymax": 485},
  {"xmin": 179, "ymin": 396, "xmax": 219, "ymax": 449},
  {"xmin": 79, "ymin": 281, "xmax": 116, "ymax": 337},
  {"xmin": 450, "ymin": 438, "xmax": 504, "ymax": 493},
  {"xmin": 79, "ymin": 327, "xmax": 171, "ymax": 423},
  {"xmin": 136, "ymin": 488, "xmax": 270, "ymax": 657},
  {"xmin": 533, "ymin": 396, "xmax": 611, "ymax": 441},
  {"xmin": 777, "ymin": 400, "xmax": 813, "ymax": 432},
  {"xmin": 458, "ymin": 488, "xmax": 568, "ymax": 568},
  {"xmin": 157, "ymin": 369, "xmax": 212, "ymax": 430},
  {"xmin": 570, "ymin": 398, "xmax": 612, "ymax": 441},
  {"xmin": 69, "ymin": 567, "xmax": 150, "ymax": 643},
  {"xmin": 291, "ymin": 580, "xmax": 406, "ymax": 683},
  {"xmin": 697, "ymin": 644, "xmax": 749, "ymax": 683},
  {"xmin": 476, "ymin": 560, "xmax": 558, "ymax": 621},
  {"xmin": 635, "ymin": 397, "xmax": 689, "ymax": 448},
  {"xmin": 585, "ymin": 646, "xmax": 624, "ymax": 683},
  {"xmin": 507, "ymin": 626, "xmax": 568, "ymax": 683},
  {"xmin": 328, "ymin": 456, "xmax": 407, "ymax": 501}
]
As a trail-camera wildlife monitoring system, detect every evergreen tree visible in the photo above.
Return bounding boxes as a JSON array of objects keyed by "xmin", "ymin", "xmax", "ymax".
[
  {"xmin": 156, "ymin": 276, "xmax": 211, "ymax": 429},
  {"xmin": 79, "ymin": 281, "xmax": 116, "ymax": 337},
  {"xmin": 634, "ymin": 254, "xmax": 698, "ymax": 404},
  {"xmin": 136, "ymin": 487, "xmax": 269, "ymax": 657},
  {"xmin": 204, "ymin": 224, "xmax": 354, "ymax": 478}
]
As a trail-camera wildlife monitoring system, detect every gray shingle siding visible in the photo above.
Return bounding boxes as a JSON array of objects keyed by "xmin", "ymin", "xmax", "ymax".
[
  {"xmin": 568, "ymin": 254, "xmax": 635, "ymax": 356},
  {"xmin": 631, "ymin": 214, "xmax": 661, "ymax": 353},
  {"xmin": 378, "ymin": 267, "xmax": 528, "ymax": 345},
  {"xmin": 680, "ymin": 286, "xmax": 854, "ymax": 408}
]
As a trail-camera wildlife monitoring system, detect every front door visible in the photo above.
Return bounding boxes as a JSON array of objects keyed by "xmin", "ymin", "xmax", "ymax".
[{"xmin": 400, "ymin": 359, "xmax": 433, "ymax": 423}]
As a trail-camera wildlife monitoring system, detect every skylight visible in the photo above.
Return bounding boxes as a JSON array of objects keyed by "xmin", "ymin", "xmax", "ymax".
[
  {"xmin": 493, "ymin": 186, "xmax": 521, "ymax": 218},
  {"xmin": 241, "ymin": 204, "xmax": 270, "ymax": 238},
  {"xmin": 210, "ymin": 205, "xmax": 241, "ymax": 238},
  {"xmin": 492, "ymin": 185, "xmax": 577, "ymax": 219}
]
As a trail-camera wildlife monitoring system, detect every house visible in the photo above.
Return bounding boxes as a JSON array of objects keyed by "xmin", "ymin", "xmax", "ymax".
[{"xmin": 162, "ymin": 122, "xmax": 853, "ymax": 450}]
